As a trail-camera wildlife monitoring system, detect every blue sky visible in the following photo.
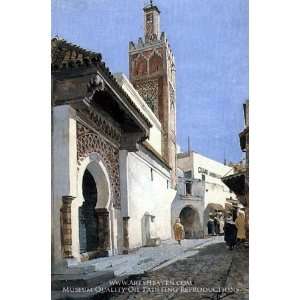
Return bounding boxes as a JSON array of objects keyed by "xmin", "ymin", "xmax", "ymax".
[{"xmin": 52, "ymin": 0, "xmax": 248, "ymax": 163}]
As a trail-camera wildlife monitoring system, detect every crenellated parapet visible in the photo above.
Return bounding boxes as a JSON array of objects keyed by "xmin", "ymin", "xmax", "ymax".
[{"xmin": 129, "ymin": 32, "xmax": 175, "ymax": 62}]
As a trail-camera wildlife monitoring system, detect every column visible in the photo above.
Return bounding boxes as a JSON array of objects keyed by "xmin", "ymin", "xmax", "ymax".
[
  {"xmin": 123, "ymin": 216, "xmax": 130, "ymax": 254},
  {"xmin": 61, "ymin": 195, "xmax": 75, "ymax": 258},
  {"xmin": 96, "ymin": 208, "xmax": 110, "ymax": 254}
]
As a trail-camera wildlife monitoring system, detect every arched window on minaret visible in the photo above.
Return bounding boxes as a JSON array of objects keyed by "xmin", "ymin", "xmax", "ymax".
[
  {"xmin": 133, "ymin": 55, "xmax": 147, "ymax": 76},
  {"xmin": 149, "ymin": 52, "xmax": 162, "ymax": 74}
]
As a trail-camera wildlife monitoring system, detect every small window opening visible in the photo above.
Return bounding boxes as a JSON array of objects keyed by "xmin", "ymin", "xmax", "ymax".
[{"xmin": 186, "ymin": 182, "xmax": 192, "ymax": 195}]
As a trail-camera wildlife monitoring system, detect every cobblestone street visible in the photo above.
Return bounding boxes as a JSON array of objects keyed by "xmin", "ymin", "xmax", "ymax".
[{"xmin": 98, "ymin": 242, "xmax": 248, "ymax": 300}]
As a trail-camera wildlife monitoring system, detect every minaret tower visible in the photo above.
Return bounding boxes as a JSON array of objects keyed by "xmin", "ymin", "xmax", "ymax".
[{"xmin": 129, "ymin": 1, "xmax": 177, "ymax": 187}]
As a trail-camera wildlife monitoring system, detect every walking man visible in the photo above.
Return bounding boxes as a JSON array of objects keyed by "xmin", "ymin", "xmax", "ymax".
[{"xmin": 173, "ymin": 218, "xmax": 184, "ymax": 245}]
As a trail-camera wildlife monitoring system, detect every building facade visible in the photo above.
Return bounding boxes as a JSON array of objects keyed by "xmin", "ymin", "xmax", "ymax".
[
  {"xmin": 51, "ymin": 2, "xmax": 178, "ymax": 273},
  {"xmin": 176, "ymin": 151, "xmax": 236, "ymax": 235},
  {"xmin": 51, "ymin": 37, "xmax": 152, "ymax": 269},
  {"xmin": 171, "ymin": 168, "xmax": 205, "ymax": 239},
  {"xmin": 115, "ymin": 73, "xmax": 176, "ymax": 250}
]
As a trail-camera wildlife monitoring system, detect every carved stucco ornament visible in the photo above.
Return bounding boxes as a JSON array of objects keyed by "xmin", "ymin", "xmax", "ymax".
[
  {"xmin": 77, "ymin": 122, "xmax": 121, "ymax": 208},
  {"xmin": 84, "ymin": 73, "xmax": 106, "ymax": 106}
]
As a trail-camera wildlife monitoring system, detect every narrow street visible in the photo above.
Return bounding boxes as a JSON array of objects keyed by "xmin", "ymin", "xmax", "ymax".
[{"xmin": 95, "ymin": 241, "xmax": 248, "ymax": 300}]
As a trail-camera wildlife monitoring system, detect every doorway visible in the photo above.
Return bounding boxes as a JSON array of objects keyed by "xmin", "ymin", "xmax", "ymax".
[
  {"xmin": 179, "ymin": 206, "xmax": 201, "ymax": 239},
  {"xmin": 79, "ymin": 169, "xmax": 98, "ymax": 254}
]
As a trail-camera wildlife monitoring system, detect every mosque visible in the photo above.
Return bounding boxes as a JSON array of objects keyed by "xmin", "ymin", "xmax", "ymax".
[{"xmin": 51, "ymin": 2, "xmax": 234, "ymax": 275}]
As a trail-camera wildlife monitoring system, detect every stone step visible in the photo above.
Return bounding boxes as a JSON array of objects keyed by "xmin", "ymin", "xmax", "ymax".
[
  {"xmin": 52, "ymin": 270, "xmax": 115, "ymax": 291},
  {"xmin": 72, "ymin": 254, "xmax": 134, "ymax": 271}
]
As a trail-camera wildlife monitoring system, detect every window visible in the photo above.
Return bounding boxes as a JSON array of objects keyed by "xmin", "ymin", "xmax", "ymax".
[
  {"xmin": 186, "ymin": 182, "xmax": 192, "ymax": 195},
  {"xmin": 150, "ymin": 168, "xmax": 153, "ymax": 181},
  {"xmin": 202, "ymin": 174, "xmax": 206, "ymax": 181}
]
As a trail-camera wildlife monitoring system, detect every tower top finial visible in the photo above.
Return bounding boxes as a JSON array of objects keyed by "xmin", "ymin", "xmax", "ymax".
[{"xmin": 144, "ymin": 0, "xmax": 160, "ymax": 13}]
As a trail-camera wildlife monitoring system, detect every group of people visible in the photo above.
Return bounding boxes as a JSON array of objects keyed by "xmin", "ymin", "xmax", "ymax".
[
  {"xmin": 207, "ymin": 212, "xmax": 225, "ymax": 236},
  {"xmin": 207, "ymin": 210, "xmax": 247, "ymax": 250},
  {"xmin": 173, "ymin": 210, "xmax": 247, "ymax": 250}
]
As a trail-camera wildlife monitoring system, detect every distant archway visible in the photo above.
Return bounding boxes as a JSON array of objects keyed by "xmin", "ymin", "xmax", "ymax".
[{"xmin": 179, "ymin": 206, "xmax": 201, "ymax": 239}]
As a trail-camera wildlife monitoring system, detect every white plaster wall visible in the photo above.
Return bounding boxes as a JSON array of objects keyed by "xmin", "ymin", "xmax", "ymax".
[
  {"xmin": 177, "ymin": 152, "xmax": 236, "ymax": 207},
  {"xmin": 191, "ymin": 152, "xmax": 234, "ymax": 180},
  {"xmin": 149, "ymin": 125, "xmax": 162, "ymax": 154},
  {"xmin": 112, "ymin": 207, "xmax": 123, "ymax": 256},
  {"xmin": 204, "ymin": 181, "xmax": 233, "ymax": 208},
  {"xmin": 52, "ymin": 105, "xmax": 77, "ymax": 267},
  {"xmin": 126, "ymin": 152, "xmax": 176, "ymax": 249},
  {"xmin": 192, "ymin": 151, "xmax": 236, "ymax": 212}
]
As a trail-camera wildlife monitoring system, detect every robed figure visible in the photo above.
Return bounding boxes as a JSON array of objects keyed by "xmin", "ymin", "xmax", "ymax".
[
  {"xmin": 173, "ymin": 218, "xmax": 184, "ymax": 245},
  {"xmin": 207, "ymin": 215, "xmax": 215, "ymax": 235},
  {"xmin": 224, "ymin": 216, "xmax": 237, "ymax": 250}
]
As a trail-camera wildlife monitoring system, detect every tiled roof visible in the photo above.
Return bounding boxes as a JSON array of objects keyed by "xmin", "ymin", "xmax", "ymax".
[
  {"xmin": 51, "ymin": 37, "xmax": 101, "ymax": 68},
  {"xmin": 51, "ymin": 37, "xmax": 152, "ymax": 128}
]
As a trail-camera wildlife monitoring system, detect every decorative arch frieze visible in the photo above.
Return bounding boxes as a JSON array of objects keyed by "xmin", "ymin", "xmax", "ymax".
[
  {"xmin": 77, "ymin": 122, "xmax": 121, "ymax": 208},
  {"xmin": 133, "ymin": 54, "xmax": 147, "ymax": 76},
  {"xmin": 149, "ymin": 52, "xmax": 163, "ymax": 74}
]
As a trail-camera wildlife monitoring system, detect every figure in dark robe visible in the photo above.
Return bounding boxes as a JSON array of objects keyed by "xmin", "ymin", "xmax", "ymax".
[
  {"xmin": 224, "ymin": 216, "xmax": 237, "ymax": 250},
  {"xmin": 207, "ymin": 214, "xmax": 215, "ymax": 235},
  {"xmin": 214, "ymin": 216, "xmax": 220, "ymax": 235}
]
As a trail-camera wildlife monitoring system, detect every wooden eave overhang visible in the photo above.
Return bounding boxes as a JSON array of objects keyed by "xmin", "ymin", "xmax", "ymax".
[
  {"xmin": 51, "ymin": 38, "xmax": 152, "ymax": 141},
  {"xmin": 222, "ymin": 171, "xmax": 247, "ymax": 196}
]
